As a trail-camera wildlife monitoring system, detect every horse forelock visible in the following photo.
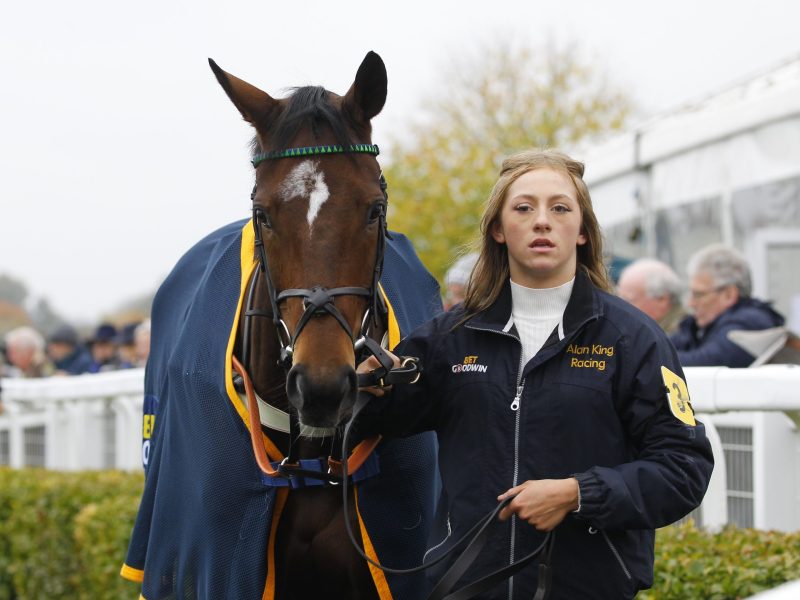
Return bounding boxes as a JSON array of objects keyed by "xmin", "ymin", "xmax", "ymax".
[{"xmin": 249, "ymin": 86, "xmax": 359, "ymax": 158}]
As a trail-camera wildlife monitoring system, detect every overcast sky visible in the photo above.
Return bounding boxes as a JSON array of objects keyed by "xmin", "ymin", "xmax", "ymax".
[{"xmin": 2, "ymin": 0, "xmax": 799, "ymax": 324}]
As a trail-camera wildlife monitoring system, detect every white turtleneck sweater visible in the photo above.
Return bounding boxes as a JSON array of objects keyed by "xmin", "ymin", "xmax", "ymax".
[{"xmin": 510, "ymin": 278, "xmax": 575, "ymax": 365}]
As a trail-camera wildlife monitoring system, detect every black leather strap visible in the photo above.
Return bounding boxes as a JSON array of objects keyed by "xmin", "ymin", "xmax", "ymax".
[
  {"xmin": 356, "ymin": 351, "xmax": 420, "ymax": 387},
  {"xmin": 428, "ymin": 528, "xmax": 554, "ymax": 600}
]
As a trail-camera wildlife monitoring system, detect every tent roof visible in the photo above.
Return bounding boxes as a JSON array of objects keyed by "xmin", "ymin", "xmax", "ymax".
[{"xmin": 577, "ymin": 55, "xmax": 800, "ymax": 185}]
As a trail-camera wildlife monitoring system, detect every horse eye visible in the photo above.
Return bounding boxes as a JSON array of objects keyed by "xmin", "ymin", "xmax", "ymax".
[
  {"xmin": 368, "ymin": 201, "xmax": 386, "ymax": 224},
  {"xmin": 257, "ymin": 210, "xmax": 273, "ymax": 230}
]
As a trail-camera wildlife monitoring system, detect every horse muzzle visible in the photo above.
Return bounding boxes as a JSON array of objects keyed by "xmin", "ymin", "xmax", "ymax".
[{"xmin": 286, "ymin": 363, "xmax": 358, "ymax": 430}]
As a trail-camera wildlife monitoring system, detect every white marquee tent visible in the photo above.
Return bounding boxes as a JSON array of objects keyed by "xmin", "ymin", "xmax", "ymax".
[{"xmin": 575, "ymin": 55, "xmax": 800, "ymax": 330}]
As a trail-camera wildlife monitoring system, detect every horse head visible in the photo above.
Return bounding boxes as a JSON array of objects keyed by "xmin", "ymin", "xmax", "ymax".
[{"xmin": 210, "ymin": 53, "xmax": 388, "ymax": 431}]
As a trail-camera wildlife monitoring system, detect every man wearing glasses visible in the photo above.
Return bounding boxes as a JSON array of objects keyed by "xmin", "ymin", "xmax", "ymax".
[{"xmin": 670, "ymin": 244, "xmax": 785, "ymax": 367}]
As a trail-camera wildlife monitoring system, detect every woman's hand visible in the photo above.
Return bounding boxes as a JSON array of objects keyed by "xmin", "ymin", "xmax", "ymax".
[
  {"xmin": 356, "ymin": 351, "xmax": 400, "ymax": 397},
  {"xmin": 497, "ymin": 478, "xmax": 579, "ymax": 531}
]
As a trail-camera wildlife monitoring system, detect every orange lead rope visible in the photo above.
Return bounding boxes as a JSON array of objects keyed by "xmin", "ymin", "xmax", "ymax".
[
  {"xmin": 231, "ymin": 354, "xmax": 382, "ymax": 480},
  {"xmin": 232, "ymin": 355, "xmax": 281, "ymax": 477}
]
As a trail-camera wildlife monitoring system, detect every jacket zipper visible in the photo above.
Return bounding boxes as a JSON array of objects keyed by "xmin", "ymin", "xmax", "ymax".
[
  {"xmin": 466, "ymin": 305, "xmax": 600, "ymax": 598},
  {"xmin": 589, "ymin": 527, "xmax": 633, "ymax": 580},
  {"xmin": 465, "ymin": 324, "xmax": 524, "ymax": 600},
  {"xmin": 509, "ymin": 375, "xmax": 523, "ymax": 600}
]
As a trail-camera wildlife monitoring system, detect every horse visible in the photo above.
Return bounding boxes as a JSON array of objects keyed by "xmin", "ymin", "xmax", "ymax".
[{"xmin": 122, "ymin": 52, "xmax": 443, "ymax": 600}]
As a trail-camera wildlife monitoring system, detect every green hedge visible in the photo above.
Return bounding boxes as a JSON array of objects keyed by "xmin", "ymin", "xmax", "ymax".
[
  {"xmin": 641, "ymin": 521, "xmax": 800, "ymax": 599},
  {"xmin": 1, "ymin": 471, "xmax": 799, "ymax": 599},
  {"xmin": 0, "ymin": 468, "xmax": 143, "ymax": 600}
]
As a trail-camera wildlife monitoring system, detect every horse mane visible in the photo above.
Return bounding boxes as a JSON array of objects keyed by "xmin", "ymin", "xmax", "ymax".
[{"xmin": 250, "ymin": 86, "xmax": 356, "ymax": 157}]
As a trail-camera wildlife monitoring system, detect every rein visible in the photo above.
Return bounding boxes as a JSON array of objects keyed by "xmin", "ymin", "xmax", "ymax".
[{"xmin": 338, "ymin": 393, "xmax": 555, "ymax": 600}]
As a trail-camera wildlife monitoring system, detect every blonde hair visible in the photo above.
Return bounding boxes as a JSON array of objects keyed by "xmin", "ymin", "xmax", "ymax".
[{"xmin": 463, "ymin": 149, "xmax": 610, "ymax": 318}]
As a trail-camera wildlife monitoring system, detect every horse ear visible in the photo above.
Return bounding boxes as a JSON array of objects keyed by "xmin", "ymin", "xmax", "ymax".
[
  {"xmin": 208, "ymin": 58, "xmax": 278, "ymax": 126},
  {"xmin": 343, "ymin": 51, "xmax": 387, "ymax": 123}
]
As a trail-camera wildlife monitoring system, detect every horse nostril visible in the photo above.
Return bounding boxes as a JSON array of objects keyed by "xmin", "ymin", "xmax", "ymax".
[
  {"xmin": 286, "ymin": 366, "xmax": 306, "ymax": 412},
  {"xmin": 343, "ymin": 367, "xmax": 357, "ymax": 398}
]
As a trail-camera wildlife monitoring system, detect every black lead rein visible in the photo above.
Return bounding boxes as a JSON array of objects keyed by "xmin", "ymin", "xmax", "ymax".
[{"xmin": 339, "ymin": 392, "xmax": 554, "ymax": 600}]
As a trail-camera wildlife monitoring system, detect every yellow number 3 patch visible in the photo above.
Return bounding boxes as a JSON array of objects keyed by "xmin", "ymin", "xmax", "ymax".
[{"xmin": 661, "ymin": 366, "xmax": 696, "ymax": 426}]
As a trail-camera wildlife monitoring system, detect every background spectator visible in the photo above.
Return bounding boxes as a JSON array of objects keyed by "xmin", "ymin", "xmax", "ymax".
[
  {"xmin": 116, "ymin": 322, "xmax": 141, "ymax": 369},
  {"xmin": 47, "ymin": 324, "xmax": 93, "ymax": 375},
  {"xmin": 0, "ymin": 341, "xmax": 8, "ymax": 376},
  {"xmin": 88, "ymin": 323, "xmax": 121, "ymax": 373},
  {"xmin": 606, "ymin": 254, "xmax": 633, "ymax": 286},
  {"xmin": 3, "ymin": 326, "xmax": 53, "ymax": 378},
  {"xmin": 670, "ymin": 243, "xmax": 785, "ymax": 366},
  {"xmin": 442, "ymin": 252, "xmax": 478, "ymax": 310},
  {"xmin": 133, "ymin": 319, "xmax": 151, "ymax": 367},
  {"xmin": 617, "ymin": 257, "xmax": 686, "ymax": 334}
]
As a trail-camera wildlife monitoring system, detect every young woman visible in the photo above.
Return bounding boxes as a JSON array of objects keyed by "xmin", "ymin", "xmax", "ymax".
[{"xmin": 359, "ymin": 149, "xmax": 713, "ymax": 599}]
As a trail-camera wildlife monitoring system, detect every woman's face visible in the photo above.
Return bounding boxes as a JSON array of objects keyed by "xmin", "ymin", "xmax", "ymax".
[{"xmin": 492, "ymin": 167, "xmax": 586, "ymax": 289}]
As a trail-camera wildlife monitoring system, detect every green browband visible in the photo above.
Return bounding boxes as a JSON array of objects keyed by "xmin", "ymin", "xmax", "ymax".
[{"xmin": 251, "ymin": 144, "xmax": 380, "ymax": 167}]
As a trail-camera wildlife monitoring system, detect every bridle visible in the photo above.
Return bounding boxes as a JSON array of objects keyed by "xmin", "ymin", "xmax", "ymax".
[
  {"xmin": 245, "ymin": 143, "xmax": 393, "ymax": 376},
  {"xmin": 237, "ymin": 142, "xmax": 415, "ymax": 477}
]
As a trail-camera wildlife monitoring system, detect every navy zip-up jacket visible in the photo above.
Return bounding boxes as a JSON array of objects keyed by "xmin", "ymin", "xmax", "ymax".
[{"xmin": 362, "ymin": 269, "xmax": 713, "ymax": 599}]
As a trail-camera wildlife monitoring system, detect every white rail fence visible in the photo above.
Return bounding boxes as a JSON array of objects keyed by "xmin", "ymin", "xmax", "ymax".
[
  {"xmin": 1, "ymin": 365, "xmax": 799, "ymax": 532},
  {"xmin": 0, "ymin": 369, "xmax": 144, "ymax": 471},
  {"xmin": 685, "ymin": 365, "xmax": 800, "ymax": 533}
]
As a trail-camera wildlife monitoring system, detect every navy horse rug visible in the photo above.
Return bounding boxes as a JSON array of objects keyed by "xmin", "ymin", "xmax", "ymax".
[{"xmin": 122, "ymin": 219, "xmax": 442, "ymax": 599}]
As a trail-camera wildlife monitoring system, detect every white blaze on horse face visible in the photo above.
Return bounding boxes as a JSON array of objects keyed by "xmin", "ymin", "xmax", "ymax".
[{"xmin": 279, "ymin": 160, "xmax": 330, "ymax": 231}]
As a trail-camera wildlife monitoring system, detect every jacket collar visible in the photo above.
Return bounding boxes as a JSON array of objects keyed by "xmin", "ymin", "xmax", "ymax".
[{"xmin": 466, "ymin": 268, "xmax": 601, "ymax": 340}]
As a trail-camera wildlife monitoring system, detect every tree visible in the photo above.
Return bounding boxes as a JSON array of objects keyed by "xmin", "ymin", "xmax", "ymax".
[
  {"xmin": 384, "ymin": 40, "xmax": 633, "ymax": 282},
  {"xmin": 0, "ymin": 301, "xmax": 31, "ymax": 337},
  {"xmin": 29, "ymin": 298, "xmax": 65, "ymax": 336},
  {"xmin": 113, "ymin": 291, "xmax": 154, "ymax": 322},
  {"xmin": 0, "ymin": 274, "xmax": 28, "ymax": 306}
]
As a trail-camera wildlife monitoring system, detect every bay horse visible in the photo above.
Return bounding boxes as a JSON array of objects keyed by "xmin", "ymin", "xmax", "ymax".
[{"xmin": 122, "ymin": 52, "xmax": 441, "ymax": 600}]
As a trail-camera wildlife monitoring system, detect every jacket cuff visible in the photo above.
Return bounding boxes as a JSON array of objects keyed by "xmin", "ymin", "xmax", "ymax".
[
  {"xmin": 573, "ymin": 471, "xmax": 605, "ymax": 518},
  {"xmin": 573, "ymin": 478, "xmax": 582, "ymax": 514}
]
